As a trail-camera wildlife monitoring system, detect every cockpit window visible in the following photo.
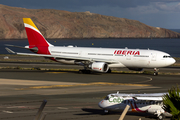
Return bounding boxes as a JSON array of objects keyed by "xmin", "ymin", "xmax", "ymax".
[
  {"xmin": 104, "ymin": 96, "xmax": 109, "ymax": 100},
  {"xmin": 163, "ymin": 55, "xmax": 172, "ymax": 58}
]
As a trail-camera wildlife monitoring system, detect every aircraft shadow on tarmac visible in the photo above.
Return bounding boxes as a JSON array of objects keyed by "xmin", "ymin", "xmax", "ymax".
[
  {"xmin": 0, "ymin": 69, "xmax": 107, "ymax": 75},
  {"xmin": 77, "ymin": 108, "xmax": 158, "ymax": 119},
  {"xmin": 0, "ymin": 68, "xmax": 155, "ymax": 76}
]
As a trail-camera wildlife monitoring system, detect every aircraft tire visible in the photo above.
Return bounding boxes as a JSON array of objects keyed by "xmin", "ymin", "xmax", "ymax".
[
  {"xmin": 79, "ymin": 69, "xmax": 91, "ymax": 74},
  {"xmin": 104, "ymin": 110, "xmax": 109, "ymax": 115},
  {"xmin": 153, "ymin": 72, "xmax": 158, "ymax": 76},
  {"xmin": 158, "ymin": 114, "xmax": 165, "ymax": 120},
  {"xmin": 78, "ymin": 70, "xmax": 83, "ymax": 74},
  {"xmin": 107, "ymin": 69, "xmax": 111, "ymax": 73}
]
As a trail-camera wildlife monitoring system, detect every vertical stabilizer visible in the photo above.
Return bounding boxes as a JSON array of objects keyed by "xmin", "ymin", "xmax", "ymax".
[{"xmin": 23, "ymin": 18, "xmax": 53, "ymax": 47}]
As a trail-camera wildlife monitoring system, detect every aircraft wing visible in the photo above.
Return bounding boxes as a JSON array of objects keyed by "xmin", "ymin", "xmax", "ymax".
[
  {"xmin": 5, "ymin": 47, "xmax": 117, "ymax": 64},
  {"xmin": 115, "ymin": 93, "xmax": 166, "ymax": 101},
  {"xmin": 133, "ymin": 97, "xmax": 163, "ymax": 101},
  {"xmin": 117, "ymin": 93, "xmax": 167, "ymax": 97}
]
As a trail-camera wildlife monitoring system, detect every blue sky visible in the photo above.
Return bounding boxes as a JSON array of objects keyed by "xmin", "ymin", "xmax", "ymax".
[{"xmin": 1, "ymin": 0, "xmax": 180, "ymax": 29}]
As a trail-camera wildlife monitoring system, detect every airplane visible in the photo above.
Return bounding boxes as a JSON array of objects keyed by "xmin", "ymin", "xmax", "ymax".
[
  {"xmin": 98, "ymin": 92, "xmax": 172, "ymax": 120},
  {"xmin": 5, "ymin": 18, "xmax": 176, "ymax": 75}
]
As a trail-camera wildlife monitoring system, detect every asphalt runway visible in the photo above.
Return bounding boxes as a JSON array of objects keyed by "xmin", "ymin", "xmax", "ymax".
[{"xmin": 0, "ymin": 68, "xmax": 180, "ymax": 120}]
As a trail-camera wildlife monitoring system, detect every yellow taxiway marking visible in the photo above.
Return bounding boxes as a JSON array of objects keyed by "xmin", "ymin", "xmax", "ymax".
[
  {"xmin": 17, "ymin": 82, "xmax": 151, "ymax": 90},
  {"xmin": 0, "ymin": 78, "xmax": 80, "ymax": 86},
  {"xmin": 45, "ymin": 72, "xmax": 67, "ymax": 74}
]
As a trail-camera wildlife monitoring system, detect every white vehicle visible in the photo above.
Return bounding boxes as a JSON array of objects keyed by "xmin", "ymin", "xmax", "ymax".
[
  {"xmin": 5, "ymin": 18, "xmax": 175, "ymax": 75},
  {"xmin": 98, "ymin": 92, "xmax": 172, "ymax": 120}
]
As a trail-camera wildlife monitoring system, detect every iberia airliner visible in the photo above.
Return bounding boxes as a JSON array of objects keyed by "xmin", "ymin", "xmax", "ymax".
[{"xmin": 5, "ymin": 18, "xmax": 176, "ymax": 75}]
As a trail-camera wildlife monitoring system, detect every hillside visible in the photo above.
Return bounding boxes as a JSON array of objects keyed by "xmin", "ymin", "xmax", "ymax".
[{"xmin": 0, "ymin": 4, "xmax": 180, "ymax": 39}]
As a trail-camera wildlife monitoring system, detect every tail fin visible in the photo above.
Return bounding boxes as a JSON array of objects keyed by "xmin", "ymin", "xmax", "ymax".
[{"xmin": 23, "ymin": 18, "xmax": 53, "ymax": 48}]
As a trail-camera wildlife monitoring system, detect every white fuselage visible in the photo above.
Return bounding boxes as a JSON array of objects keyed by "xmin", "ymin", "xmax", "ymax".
[
  {"xmin": 18, "ymin": 18, "xmax": 176, "ymax": 73},
  {"xmin": 49, "ymin": 46, "xmax": 175, "ymax": 68},
  {"xmin": 98, "ymin": 93, "xmax": 172, "ymax": 117}
]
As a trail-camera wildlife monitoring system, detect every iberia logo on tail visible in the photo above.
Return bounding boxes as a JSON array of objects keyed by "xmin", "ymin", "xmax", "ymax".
[{"xmin": 23, "ymin": 18, "xmax": 53, "ymax": 54}]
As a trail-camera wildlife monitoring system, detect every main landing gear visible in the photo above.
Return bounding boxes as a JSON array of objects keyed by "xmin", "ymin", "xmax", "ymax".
[
  {"xmin": 78, "ymin": 69, "xmax": 91, "ymax": 74},
  {"xmin": 157, "ymin": 114, "xmax": 165, "ymax": 120},
  {"xmin": 107, "ymin": 68, "xmax": 111, "ymax": 73},
  {"xmin": 154, "ymin": 68, "xmax": 159, "ymax": 76},
  {"xmin": 104, "ymin": 110, "xmax": 109, "ymax": 114},
  {"xmin": 78, "ymin": 65, "xmax": 92, "ymax": 74}
]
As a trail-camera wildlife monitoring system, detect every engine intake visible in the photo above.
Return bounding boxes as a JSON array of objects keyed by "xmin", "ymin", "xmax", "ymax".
[{"xmin": 89, "ymin": 62, "xmax": 109, "ymax": 72}]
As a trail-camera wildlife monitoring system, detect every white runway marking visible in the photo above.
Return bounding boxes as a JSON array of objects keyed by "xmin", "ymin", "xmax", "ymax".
[
  {"xmin": 132, "ymin": 76, "xmax": 152, "ymax": 83},
  {"xmin": 7, "ymin": 106, "xmax": 26, "ymax": 108},
  {"xmin": 57, "ymin": 107, "xmax": 68, "ymax": 110},
  {"xmin": 2, "ymin": 110, "xmax": 13, "ymax": 113}
]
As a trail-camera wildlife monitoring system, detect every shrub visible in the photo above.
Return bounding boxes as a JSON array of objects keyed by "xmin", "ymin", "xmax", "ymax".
[{"xmin": 163, "ymin": 85, "xmax": 180, "ymax": 120}]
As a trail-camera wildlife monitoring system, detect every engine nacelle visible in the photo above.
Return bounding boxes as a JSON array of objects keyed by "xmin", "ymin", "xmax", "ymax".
[
  {"xmin": 128, "ymin": 68, "xmax": 143, "ymax": 71},
  {"xmin": 147, "ymin": 107, "xmax": 165, "ymax": 116},
  {"xmin": 89, "ymin": 62, "xmax": 109, "ymax": 72}
]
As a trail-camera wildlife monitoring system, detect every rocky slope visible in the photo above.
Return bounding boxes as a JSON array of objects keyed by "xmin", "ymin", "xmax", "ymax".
[{"xmin": 0, "ymin": 4, "xmax": 180, "ymax": 39}]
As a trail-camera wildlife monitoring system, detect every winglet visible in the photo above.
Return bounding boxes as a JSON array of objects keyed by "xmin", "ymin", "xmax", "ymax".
[{"xmin": 5, "ymin": 47, "xmax": 16, "ymax": 54}]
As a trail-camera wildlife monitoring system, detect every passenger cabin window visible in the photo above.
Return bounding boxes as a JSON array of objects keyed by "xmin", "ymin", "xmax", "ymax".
[{"xmin": 163, "ymin": 55, "xmax": 172, "ymax": 58}]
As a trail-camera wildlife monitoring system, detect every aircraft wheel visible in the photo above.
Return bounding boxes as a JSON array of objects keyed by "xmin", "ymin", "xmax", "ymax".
[
  {"xmin": 104, "ymin": 110, "xmax": 109, "ymax": 114},
  {"xmin": 78, "ymin": 70, "xmax": 82, "ymax": 74},
  {"xmin": 153, "ymin": 68, "xmax": 159, "ymax": 76},
  {"xmin": 153, "ymin": 72, "xmax": 158, "ymax": 76},
  {"xmin": 107, "ymin": 69, "xmax": 111, "ymax": 73},
  {"xmin": 158, "ymin": 114, "xmax": 165, "ymax": 120},
  {"xmin": 85, "ymin": 70, "xmax": 91, "ymax": 74},
  {"xmin": 78, "ymin": 69, "xmax": 91, "ymax": 74}
]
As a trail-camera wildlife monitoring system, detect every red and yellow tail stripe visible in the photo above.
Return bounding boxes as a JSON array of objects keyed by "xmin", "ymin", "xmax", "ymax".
[
  {"xmin": 23, "ymin": 18, "xmax": 39, "ymax": 32},
  {"xmin": 23, "ymin": 18, "xmax": 52, "ymax": 48}
]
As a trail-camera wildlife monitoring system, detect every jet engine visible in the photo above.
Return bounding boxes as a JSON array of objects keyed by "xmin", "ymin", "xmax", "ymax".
[
  {"xmin": 147, "ymin": 106, "xmax": 165, "ymax": 116},
  {"xmin": 89, "ymin": 62, "xmax": 109, "ymax": 72},
  {"xmin": 128, "ymin": 68, "xmax": 143, "ymax": 71}
]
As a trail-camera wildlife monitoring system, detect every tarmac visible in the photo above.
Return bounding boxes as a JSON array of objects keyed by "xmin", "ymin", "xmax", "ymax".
[{"xmin": 0, "ymin": 59, "xmax": 180, "ymax": 120}]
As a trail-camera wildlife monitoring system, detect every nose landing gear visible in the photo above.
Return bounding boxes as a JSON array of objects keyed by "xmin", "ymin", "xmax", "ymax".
[{"xmin": 154, "ymin": 68, "xmax": 159, "ymax": 76}]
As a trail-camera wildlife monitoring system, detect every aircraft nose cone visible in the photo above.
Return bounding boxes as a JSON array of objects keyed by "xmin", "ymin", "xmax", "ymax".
[
  {"xmin": 98, "ymin": 100, "xmax": 105, "ymax": 108},
  {"xmin": 172, "ymin": 58, "xmax": 176, "ymax": 64},
  {"xmin": 165, "ymin": 58, "xmax": 176, "ymax": 66},
  {"xmin": 168, "ymin": 58, "xmax": 176, "ymax": 65}
]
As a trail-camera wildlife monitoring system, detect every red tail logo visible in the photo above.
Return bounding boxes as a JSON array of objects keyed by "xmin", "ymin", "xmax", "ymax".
[{"xmin": 23, "ymin": 18, "xmax": 53, "ymax": 54}]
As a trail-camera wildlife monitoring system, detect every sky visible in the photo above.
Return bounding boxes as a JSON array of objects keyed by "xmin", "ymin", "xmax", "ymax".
[{"xmin": 1, "ymin": 0, "xmax": 180, "ymax": 29}]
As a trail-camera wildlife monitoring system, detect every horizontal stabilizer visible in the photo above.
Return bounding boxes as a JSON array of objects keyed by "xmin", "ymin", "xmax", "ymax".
[
  {"xmin": 5, "ymin": 47, "xmax": 16, "ymax": 54},
  {"xmin": 5, "ymin": 44, "xmax": 38, "ymax": 52},
  {"xmin": 5, "ymin": 44, "xmax": 27, "ymax": 49}
]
